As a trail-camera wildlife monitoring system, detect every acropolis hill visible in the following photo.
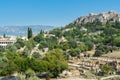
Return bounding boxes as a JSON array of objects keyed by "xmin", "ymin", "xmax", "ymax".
[{"xmin": 74, "ymin": 11, "xmax": 120, "ymax": 24}]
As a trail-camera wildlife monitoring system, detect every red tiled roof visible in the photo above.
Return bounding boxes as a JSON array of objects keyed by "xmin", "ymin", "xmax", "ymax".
[{"xmin": 0, "ymin": 40, "xmax": 16, "ymax": 42}]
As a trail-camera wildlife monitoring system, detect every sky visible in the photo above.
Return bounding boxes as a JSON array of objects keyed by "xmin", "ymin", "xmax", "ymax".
[{"xmin": 0, "ymin": 0, "xmax": 120, "ymax": 27}]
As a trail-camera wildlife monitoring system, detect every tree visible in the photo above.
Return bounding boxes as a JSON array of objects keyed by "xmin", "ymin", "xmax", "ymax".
[
  {"xmin": 93, "ymin": 50, "xmax": 103, "ymax": 57},
  {"xmin": 34, "ymin": 33, "xmax": 44, "ymax": 43},
  {"xmin": 61, "ymin": 42, "xmax": 69, "ymax": 51},
  {"xmin": 78, "ymin": 43, "xmax": 88, "ymax": 52},
  {"xmin": 0, "ymin": 61, "xmax": 18, "ymax": 76},
  {"xmin": 28, "ymin": 27, "xmax": 33, "ymax": 39},
  {"xmin": 40, "ymin": 41, "xmax": 48, "ymax": 48},
  {"xmin": 22, "ymin": 48, "xmax": 31, "ymax": 57},
  {"xmin": 32, "ymin": 52, "xmax": 41, "ymax": 60},
  {"xmin": 68, "ymin": 39, "xmax": 77, "ymax": 48},
  {"xmin": 15, "ymin": 38, "xmax": 25, "ymax": 49},
  {"xmin": 69, "ymin": 48, "xmax": 77, "ymax": 57},
  {"xmin": 43, "ymin": 49, "xmax": 68, "ymax": 77},
  {"xmin": 101, "ymin": 64, "xmax": 113, "ymax": 75},
  {"xmin": 25, "ymin": 39, "xmax": 36, "ymax": 51},
  {"xmin": 49, "ymin": 28, "xmax": 62, "ymax": 38},
  {"xmin": 3, "ymin": 33, "xmax": 6, "ymax": 38},
  {"xmin": 25, "ymin": 68, "xmax": 35, "ymax": 78},
  {"xmin": 113, "ymin": 36, "xmax": 120, "ymax": 47},
  {"xmin": 93, "ymin": 44, "xmax": 110, "ymax": 57},
  {"xmin": 6, "ymin": 45, "xmax": 17, "ymax": 52},
  {"xmin": 0, "ymin": 47, "xmax": 5, "ymax": 54},
  {"xmin": 38, "ymin": 44, "xmax": 44, "ymax": 50},
  {"xmin": 85, "ymin": 41, "xmax": 94, "ymax": 51}
]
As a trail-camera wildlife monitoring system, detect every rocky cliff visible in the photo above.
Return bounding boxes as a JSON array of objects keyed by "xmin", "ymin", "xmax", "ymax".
[{"xmin": 74, "ymin": 11, "xmax": 120, "ymax": 24}]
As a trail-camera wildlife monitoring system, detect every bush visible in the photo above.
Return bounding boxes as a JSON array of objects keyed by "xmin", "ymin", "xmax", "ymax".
[
  {"xmin": 32, "ymin": 52, "xmax": 41, "ymax": 59},
  {"xmin": 93, "ymin": 50, "xmax": 103, "ymax": 57},
  {"xmin": 93, "ymin": 44, "xmax": 110, "ymax": 57}
]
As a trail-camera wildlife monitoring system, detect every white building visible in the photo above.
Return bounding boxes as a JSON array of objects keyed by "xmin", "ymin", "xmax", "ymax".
[{"xmin": 0, "ymin": 36, "xmax": 16, "ymax": 48}]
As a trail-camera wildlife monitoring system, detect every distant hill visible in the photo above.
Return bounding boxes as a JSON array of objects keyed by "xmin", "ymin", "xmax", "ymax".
[
  {"xmin": 73, "ymin": 11, "xmax": 120, "ymax": 24},
  {"xmin": 0, "ymin": 25, "xmax": 55, "ymax": 36}
]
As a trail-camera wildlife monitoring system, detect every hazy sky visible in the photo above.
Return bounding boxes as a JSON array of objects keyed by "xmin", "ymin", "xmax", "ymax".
[{"xmin": 0, "ymin": 0, "xmax": 120, "ymax": 26}]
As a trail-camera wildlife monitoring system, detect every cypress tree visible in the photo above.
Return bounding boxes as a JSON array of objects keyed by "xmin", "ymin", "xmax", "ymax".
[
  {"xmin": 28, "ymin": 27, "xmax": 33, "ymax": 39},
  {"xmin": 3, "ymin": 33, "xmax": 6, "ymax": 38},
  {"xmin": 29, "ymin": 28, "xmax": 33, "ymax": 38}
]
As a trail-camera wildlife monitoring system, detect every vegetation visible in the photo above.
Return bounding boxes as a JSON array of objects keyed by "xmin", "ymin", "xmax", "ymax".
[
  {"xmin": 28, "ymin": 27, "xmax": 33, "ymax": 39},
  {"xmin": 100, "ymin": 64, "xmax": 114, "ymax": 75},
  {"xmin": 1, "ymin": 20, "xmax": 120, "ymax": 79},
  {"xmin": 0, "ymin": 48, "xmax": 68, "ymax": 79}
]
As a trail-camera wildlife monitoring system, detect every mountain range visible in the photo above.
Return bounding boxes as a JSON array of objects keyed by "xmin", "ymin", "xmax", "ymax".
[{"xmin": 0, "ymin": 25, "xmax": 54, "ymax": 36}]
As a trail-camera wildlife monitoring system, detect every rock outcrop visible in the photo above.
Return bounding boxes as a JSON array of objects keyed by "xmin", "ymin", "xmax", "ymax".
[{"xmin": 74, "ymin": 11, "xmax": 120, "ymax": 24}]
